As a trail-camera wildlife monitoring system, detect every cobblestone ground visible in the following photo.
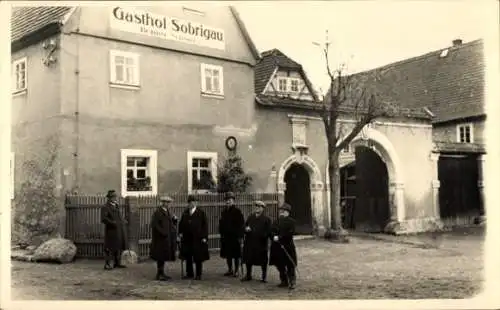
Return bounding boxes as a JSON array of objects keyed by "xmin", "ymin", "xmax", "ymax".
[{"xmin": 11, "ymin": 228, "xmax": 484, "ymax": 300}]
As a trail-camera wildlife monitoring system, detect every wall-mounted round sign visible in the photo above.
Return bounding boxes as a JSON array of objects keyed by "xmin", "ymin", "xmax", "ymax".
[{"xmin": 225, "ymin": 136, "xmax": 238, "ymax": 151}]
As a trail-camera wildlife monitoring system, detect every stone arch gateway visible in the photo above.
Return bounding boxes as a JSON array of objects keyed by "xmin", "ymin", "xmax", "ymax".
[
  {"xmin": 350, "ymin": 126, "xmax": 406, "ymax": 230},
  {"xmin": 277, "ymin": 153, "xmax": 326, "ymax": 234}
]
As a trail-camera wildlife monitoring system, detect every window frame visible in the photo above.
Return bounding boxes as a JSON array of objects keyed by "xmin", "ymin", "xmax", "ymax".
[
  {"xmin": 289, "ymin": 78, "xmax": 300, "ymax": 93},
  {"xmin": 200, "ymin": 63, "xmax": 224, "ymax": 97},
  {"xmin": 120, "ymin": 149, "xmax": 158, "ymax": 197},
  {"xmin": 277, "ymin": 77, "xmax": 288, "ymax": 92},
  {"xmin": 12, "ymin": 57, "xmax": 27, "ymax": 95},
  {"xmin": 456, "ymin": 123, "xmax": 474, "ymax": 143},
  {"xmin": 109, "ymin": 50, "xmax": 140, "ymax": 88},
  {"xmin": 187, "ymin": 151, "xmax": 218, "ymax": 194}
]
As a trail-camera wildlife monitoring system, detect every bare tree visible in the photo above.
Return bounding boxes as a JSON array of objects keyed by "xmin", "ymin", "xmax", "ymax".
[{"xmin": 314, "ymin": 31, "xmax": 398, "ymax": 242}]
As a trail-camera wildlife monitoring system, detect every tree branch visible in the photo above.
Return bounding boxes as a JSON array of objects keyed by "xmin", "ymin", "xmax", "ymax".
[
  {"xmin": 336, "ymin": 117, "xmax": 370, "ymax": 152},
  {"xmin": 324, "ymin": 46, "xmax": 335, "ymax": 81},
  {"xmin": 336, "ymin": 122, "xmax": 345, "ymax": 141}
]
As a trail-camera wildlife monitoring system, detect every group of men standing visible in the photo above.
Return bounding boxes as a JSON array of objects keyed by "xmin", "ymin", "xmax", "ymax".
[{"xmin": 100, "ymin": 190, "xmax": 298, "ymax": 289}]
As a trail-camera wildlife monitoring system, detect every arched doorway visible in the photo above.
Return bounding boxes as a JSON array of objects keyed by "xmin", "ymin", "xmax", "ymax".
[
  {"xmin": 347, "ymin": 125, "xmax": 406, "ymax": 233},
  {"xmin": 284, "ymin": 163, "xmax": 313, "ymax": 234},
  {"xmin": 278, "ymin": 153, "xmax": 325, "ymax": 235},
  {"xmin": 352, "ymin": 145, "xmax": 390, "ymax": 232}
]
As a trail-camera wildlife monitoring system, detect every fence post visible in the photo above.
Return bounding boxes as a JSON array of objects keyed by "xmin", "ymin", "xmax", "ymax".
[
  {"xmin": 62, "ymin": 195, "xmax": 69, "ymax": 239},
  {"xmin": 124, "ymin": 196, "xmax": 140, "ymax": 264}
]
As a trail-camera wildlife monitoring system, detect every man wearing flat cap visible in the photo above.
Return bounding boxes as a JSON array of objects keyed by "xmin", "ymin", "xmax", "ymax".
[
  {"xmin": 150, "ymin": 196, "xmax": 178, "ymax": 281},
  {"xmin": 218, "ymin": 191, "xmax": 245, "ymax": 277},
  {"xmin": 269, "ymin": 203, "xmax": 298, "ymax": 289},
  {"xmin": 178, "ymin": 194, "xmax": 210, "ymax": 280},
  {"xmin": 241, "ymin": 200, "xmax": 272, "ymax": 282},
  {"xmin": 100, "ymin": 190, "xmax": 127, "ymax": 270}
]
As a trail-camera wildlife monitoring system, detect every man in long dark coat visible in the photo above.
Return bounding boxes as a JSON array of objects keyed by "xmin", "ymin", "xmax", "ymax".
[
  {"xmin": 218, "ymin": 191, "xmax": 245, "ymax": 277},
  {"xmin": 100, "ymin": 190, "xmax": 127, "ymax": 270},
  {"xmin": 269, "ymin": 203, "xmax": 298, "ymax": 289},
  {"xmin": 178, "ymin": 195, "xmax": 210, "ymax": 280},
  {"xmin": 150, "ymin": 195, "xmax": 178, "ymax": 281},
  {"xmin": 241, "ymin": 200, "xmax": 272, "ymax": 283}
]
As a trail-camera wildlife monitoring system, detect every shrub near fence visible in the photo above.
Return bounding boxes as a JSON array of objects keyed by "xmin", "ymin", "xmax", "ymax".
[{"xmin": 65, "ymin": 193, "xmax": 280, "ymax": 260}]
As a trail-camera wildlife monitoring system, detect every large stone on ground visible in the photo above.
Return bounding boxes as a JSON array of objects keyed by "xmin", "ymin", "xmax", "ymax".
[
  {"xmin": 121, "ymin": 250, "xmax": 138, "ymax": 265},
  {"xmin": 32, "ymin": 238, "xmax": 77, "ymax": 264}
]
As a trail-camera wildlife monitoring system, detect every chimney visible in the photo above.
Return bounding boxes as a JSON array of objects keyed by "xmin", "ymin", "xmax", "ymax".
[{"xmin": 452, "ymin": 39, "xmax": 463, "ymax": 47}]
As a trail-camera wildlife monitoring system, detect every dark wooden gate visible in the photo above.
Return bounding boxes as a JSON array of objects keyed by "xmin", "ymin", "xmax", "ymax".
[
  {"xmin": 284, "ymin": 163, "xmax": 313, "ymax": 234},
  {"xmin": 340, "ymin": 162, "xmax": 356, "ymax": 229},
  {"xmin": 352, "ymin": 146, "xmax": 390, "ymax": 232},
  {"xmin": 438, "ymin": 154, "xmax": 480, "ymax": 219}
]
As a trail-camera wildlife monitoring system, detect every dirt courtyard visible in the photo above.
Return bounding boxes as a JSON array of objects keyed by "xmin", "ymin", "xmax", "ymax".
[{"xmin": 11, "ymin": 228, "xmax": 484, "ymax": 300}]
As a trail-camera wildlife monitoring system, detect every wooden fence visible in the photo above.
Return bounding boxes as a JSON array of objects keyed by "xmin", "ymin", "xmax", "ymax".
[{"xmin": 65, "ymin": 193, "xmax": 280, "ymax": 260}]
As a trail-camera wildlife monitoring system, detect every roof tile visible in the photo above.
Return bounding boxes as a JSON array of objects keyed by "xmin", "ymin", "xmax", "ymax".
[
  {"xmin": 332, "ymin": 39, "xmax": 484, "ymax": 123},
  {"xmin": 255, "ymin": 49, "xmax": 318, "ymax": 101},
  {"xmin": 11, "ymin": 6, "xmax": 72, "ymax": 43}
]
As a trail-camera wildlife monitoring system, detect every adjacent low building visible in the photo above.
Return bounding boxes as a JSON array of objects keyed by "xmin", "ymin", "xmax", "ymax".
[{"xmin": 343, "ymin": 38, "xmax": 485, "ymax": 228}]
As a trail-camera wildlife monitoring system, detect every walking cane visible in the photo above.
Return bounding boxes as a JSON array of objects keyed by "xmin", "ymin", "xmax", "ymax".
[
  {"xmin": 279, "ymin": 243, "xmax": 299, "ymax": 275},
  {"xmin": 239, "ymin": 236, "xmax": 245, "ymax": 280},
  {"xmin": 278, "ymin": 243, "xmax": 299, "ymax": 290},
  {"xmin": 176, "ymin": 221, "xmax": 184, "ymax": 278}
]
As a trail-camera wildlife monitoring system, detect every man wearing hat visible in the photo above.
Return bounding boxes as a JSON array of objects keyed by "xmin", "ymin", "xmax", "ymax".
[
  {"xmin": 178, "ymin": 194, "xmax": 210, "ymax": 280},
  {"xmin": 100, "ymin": 190, "xmax": 127, "ymax": 270},
  {"xmin": 150, "ymin": 196, "xmax": 178, "ymax": 281},
  {"xmin": 269, "ymin": 203, "xmax": 298, "ymax": 289},
  {"xmin": 241, "ymin": 200, "xmax": 272, "ymax": 282},
  {"xmin": 218, "ymin": 191, "xmax": 245, "ymax": 277}
]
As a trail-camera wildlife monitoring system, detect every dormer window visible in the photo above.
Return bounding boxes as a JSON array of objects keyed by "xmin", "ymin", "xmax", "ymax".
[
  {"xmin": 278, "ymin": 77, "xmax": 288, "ymax": 92},
  {"xmin": 277, "ymin": 77, "xmax": 300, "ymax": 93},
  {"xmin": 290, "ymin": 79, "xmax": 299, "ymax": 92}
]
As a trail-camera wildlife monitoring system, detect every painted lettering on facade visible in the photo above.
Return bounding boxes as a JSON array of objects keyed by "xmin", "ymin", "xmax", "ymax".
[{"xmin": 110, "ymin": 7, "xmax": 225, "ymax": 50}]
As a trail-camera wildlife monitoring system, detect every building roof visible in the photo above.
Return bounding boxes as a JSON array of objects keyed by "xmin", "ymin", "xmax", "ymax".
[
  {"xmin": 256, "ymin": 94, "xmax": 322, "ymax": 110},
  {"xmin": 229, "ymin": 6, "xmax": 261, "ymax": 63},
  {"xmin": 334, "ymin": 39, "xmax": 484, "ymax": 124},
  {"xmin": 254, "ymin": 49, "xmax": 319, "ymax": 101},
  {"xmin": 11, "ymin": 6, "xmax": 72, "ymax": 43},
  {"xmin": 255, "ymin": 48, "xmax": 430, "ymax": 120}
]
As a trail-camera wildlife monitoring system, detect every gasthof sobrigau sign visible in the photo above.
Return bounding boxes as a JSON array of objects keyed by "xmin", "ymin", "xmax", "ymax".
[{"xmin": 110, "ymin": 7, "xmax": 226, "ymax": 50}]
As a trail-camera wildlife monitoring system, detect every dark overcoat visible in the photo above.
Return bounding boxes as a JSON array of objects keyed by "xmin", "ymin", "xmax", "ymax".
[
  {"xmin": 218, "ymin": 205, "xmax": 245, "ymax": 259},
  {"xmin": 178, "ymin": 207, "xmax": 210, "ymax": 262},
  {"xmin": 242, "ymin": 213, "xmax": 272, "ymax": 266},
  {"xmin": 269, "ymin": 216, "xmax": 297, "ymax": 267},
  {"xmin": 101, "ymin": 202, "xmax": 127, "ymax": 252},
  {"xmin": 150, "ymin": 207, "xmax": 177, "ymax": 262}
]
